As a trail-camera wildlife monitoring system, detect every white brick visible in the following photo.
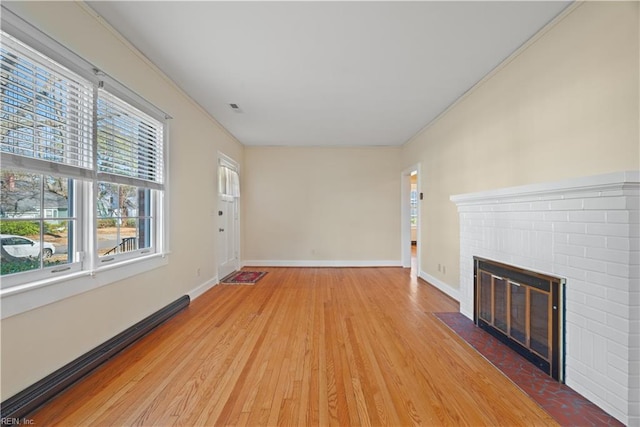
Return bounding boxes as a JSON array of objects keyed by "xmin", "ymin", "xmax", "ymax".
[
  {"xmin": 568, "ymin": 299, "xmax": 607, "ymax": 324},
  {"xmin": 593, "ymin": 333, "xmax": 607, "ymax": 371},
  {"xmin": 531, "ymin": 201, "xmax": 551, "ymax": 211},
  {"xmin": 583, "ymin": 196, "xmax": 629, "ymax": 210},
  {"xmin": 607, "ymin": 312, "xmax": 630, "ymax": 333},
  {"xmin": 535, "ymin": 222, "xmax": 554, "ymax": 232},
  {"xmin": 626, "ymin": 196, "xmax": 640, "ymax": 210},
  {"xmin": 602, "ymin": 300, "xmax": 632, "ymax": 319},
  {"xmin": 587, "ymin": 223, "xmax": 631, "ymax": 237},
  {"xmin": 586, "ymin": 320, "xmax": 628, "ymax": 346},
  {"xmin": 605, "ymin": 388, "xmax": 630, "ymax": 416},
  {"xmin": 544, "ymin": 211, "xmax": 569, "ymax": 222},
  {"xmin": 608, "ymin": 262, "xmax": 632, "ymax": 278},
  {"xmin": 607, "ymin": 211, "xmax": 631, "ymax": 224},
  {"xmin": 585, "ymin": 271, "xmax": 629, "ymax": 291},
  {"xmin": 555, "ymin": 222, "xmax": 587, "ymax": 234},
  {"xmin": 569, "ymin": 210, "xmax": 607, "ymax": 223},
  {"xmin": 532, "ymin": 259, "xmax": 553, "ymax": 273},
  {"xmin": 554, "ymin": 264, "xmax": 586, "ymax": 280},
  {"xmin": 609, "ymin": 353, "xmax": 629, "ymax": 374},
  {"xmin": 607, "ymin": 364, "xmax": 629, "ymax": 389},
  {"xmin": 566, "ymin": 365, "xmax": 608, "ymax": 401},
  {"xmin": 556, "ymin": 243, "xmax": 586, "ymax": 257},
  {"xmin": 586, "ymin": 247, "xmax": 629, "ymax": 263},
  {"xmin": 553, "ymin": 253, "xmax": 568, "ymax": 266},
  {"xmin": 574, "ymin": 280, "xmax": 607, "ymax": 298},
  {"xmin": 607, "ymin": 289, "xmax": 632, "ymax": 306},
  {"xmin": 549, "ymin": 199, "xmax": 584, "ymax": 210},
  {"xmin": 631, "ymin": 329, "xmax": 640, "ymax": 348},
  {"xmin": 511, "ymin": 220, "xmax": 533, "ymax": 230},
  {"xmin": 566, "ymin": 311, "xmax": 587, "ymax": 328},
  {"xmin": 567, "ymin": 233, "xmax": 607, "ymax": 248},
  {"xmin": 568, "ymin": 255, "xmax": 607, "ymax": 273},
  {"xmin": 607, "ymin": 237, "xmax": 631, "ymax": 251},
  {"xmin": 581, "ymin": 329, "xmax": 595, "ymax": 366},
  {"xmin": 607, "ymin": 340, "xmax": 630, "ymax": 360}
]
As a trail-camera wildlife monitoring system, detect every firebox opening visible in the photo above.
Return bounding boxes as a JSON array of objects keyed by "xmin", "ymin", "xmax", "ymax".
[{"xmin": 473, "ymin": 257, "xmax": 565, "ymax": 382}]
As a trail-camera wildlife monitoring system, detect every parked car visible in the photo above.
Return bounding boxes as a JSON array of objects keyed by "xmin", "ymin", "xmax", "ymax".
[{"xmin": 0, "ymin": 234, "xmax": 56, "ymax": 258}]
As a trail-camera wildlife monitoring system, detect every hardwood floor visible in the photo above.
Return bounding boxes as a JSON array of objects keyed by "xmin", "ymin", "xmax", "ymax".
[{"xmin": 30, "ymin": 267, "xmax": 558, "ymax": 426}]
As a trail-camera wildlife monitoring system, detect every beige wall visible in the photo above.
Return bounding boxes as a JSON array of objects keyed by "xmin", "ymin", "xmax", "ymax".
[
  {"xmin": 1, "ymin": 2, "xmax": 243, "ymax": 400},
  {"xmin": 401, "ymin": 2, "xmax": 639, "ymax": 290},
  {"xmin": 243, "ymin": 147, "xmax": 401, "ymax": 263}
]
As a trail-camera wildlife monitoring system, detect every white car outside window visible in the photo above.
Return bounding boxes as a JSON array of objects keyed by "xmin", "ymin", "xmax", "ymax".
[{"xmin": 0, "ymin": 235, "xmax": 55, "ymax": 258}]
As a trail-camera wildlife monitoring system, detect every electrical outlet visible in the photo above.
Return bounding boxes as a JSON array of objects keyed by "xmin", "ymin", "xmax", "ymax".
[
  {"xmin": 443, "ymin": 265, "xmax": 446, "ymax": 274},
  {"xmin": 196, "ymin": 268, "xmax": 201, "ymax": 277},
  {"xmin": 438, "ymin": 264, "xmax": 441, "ymax": 272}
]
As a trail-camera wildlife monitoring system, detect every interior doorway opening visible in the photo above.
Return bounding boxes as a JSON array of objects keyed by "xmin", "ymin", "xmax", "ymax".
[{"xmin": 401, "ymin": 165, "xmax": 420, "ymax": 275}]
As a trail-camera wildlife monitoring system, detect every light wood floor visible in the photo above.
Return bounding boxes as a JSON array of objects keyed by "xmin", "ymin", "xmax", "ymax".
[{"xmin": 30, "ymin": 267, "xmax": 557, "ymax": 426}]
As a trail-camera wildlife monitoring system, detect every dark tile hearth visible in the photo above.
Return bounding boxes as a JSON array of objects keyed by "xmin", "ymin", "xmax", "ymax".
[{"xmin": 435, "ymin": 312, "xmax": 623, "ymax": 427}]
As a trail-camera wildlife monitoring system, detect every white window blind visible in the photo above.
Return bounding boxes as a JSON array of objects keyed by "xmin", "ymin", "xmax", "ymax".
[
  {"xmin": 97, "ymin": 89, "xmax": 164, "ymax": 189},
  {"xmin": 0, "ymin": 31, "xmax": 93, "ymax": 174}
]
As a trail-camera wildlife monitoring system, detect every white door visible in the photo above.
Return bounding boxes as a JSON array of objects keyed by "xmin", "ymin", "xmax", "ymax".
[
  {"xmin": 218, "ymin": 194, "xmax": 238, "ymax": 279},
  {"xmin": 217, "ymin": 155, "xmax": 240, "ymax": 279}
]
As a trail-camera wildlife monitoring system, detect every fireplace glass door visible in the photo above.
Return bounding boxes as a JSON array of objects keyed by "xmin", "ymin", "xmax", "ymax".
[{"xmin": 475, "ymin": 258, "xmax": 562, "ymax": 381}]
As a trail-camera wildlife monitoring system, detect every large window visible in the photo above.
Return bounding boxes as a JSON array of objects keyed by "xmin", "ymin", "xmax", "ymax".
[{"xmin": 0, "ymin": 27, "xmax": 167, "ymax": 290}]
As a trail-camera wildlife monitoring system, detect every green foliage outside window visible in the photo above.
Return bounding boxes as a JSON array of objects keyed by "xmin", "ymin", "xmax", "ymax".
[{"xmin": 0, "ymin": 221, "xmax": 39, "ymax": 236}]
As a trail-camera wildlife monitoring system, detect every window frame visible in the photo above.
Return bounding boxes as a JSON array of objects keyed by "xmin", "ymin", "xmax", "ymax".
[{"xmin": 0, "ymin": 7, "xmax": 171, "ymax": 319}]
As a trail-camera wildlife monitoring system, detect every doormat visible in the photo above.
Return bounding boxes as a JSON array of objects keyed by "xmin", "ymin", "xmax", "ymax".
[{"xmin": 220, "ymin": 271, "xmax": 267, "ymax": 285}]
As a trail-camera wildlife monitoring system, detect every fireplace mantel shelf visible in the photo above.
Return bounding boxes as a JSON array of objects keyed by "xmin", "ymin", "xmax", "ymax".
[{"xmin": 450, "ymin": 170, "xmax": 639, "ymax": 205}]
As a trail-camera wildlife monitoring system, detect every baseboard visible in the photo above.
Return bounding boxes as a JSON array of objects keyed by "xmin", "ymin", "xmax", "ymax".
[
  {"xmin": 418, "ymin": 271, "xmax": 460, "ymax": 301},
  {"xmin": 0, "ymin": 295, "xmax": 190, "ymax": 423},
  {"xmin": 242, "ymin": 260, "xmax": 402, "ymax": 267},
  {"xmin": 188, "ymin": 276, "xmax": 219, "ymax": 300}
]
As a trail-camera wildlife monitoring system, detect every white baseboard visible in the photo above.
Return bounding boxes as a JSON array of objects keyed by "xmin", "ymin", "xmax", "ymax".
[
  {"xmin": 242, "ymin": 260, "xmax": 402, "ymax": 268},
  {"xmin": 188, "ymin": 276, "xmax": 219, "ymax": 300},
  {"xmin": 418, "ymin": 271, "xmax": 460, "ymax": 302}
]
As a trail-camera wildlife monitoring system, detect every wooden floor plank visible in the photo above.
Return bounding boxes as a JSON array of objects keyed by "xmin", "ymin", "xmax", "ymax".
[{"xmin": 28, "ymin": 267, "xmax": 558, "ymax": 426}]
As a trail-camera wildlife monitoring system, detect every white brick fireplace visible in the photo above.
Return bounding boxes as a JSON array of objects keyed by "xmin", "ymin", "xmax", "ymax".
[{"xmin": 451, "ymin": 171, "xmax": 639, "ymax": 426}]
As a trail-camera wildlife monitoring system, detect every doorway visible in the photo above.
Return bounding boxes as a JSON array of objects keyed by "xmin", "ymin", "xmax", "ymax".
[
  {"xmin": 401, "ymin": 165, "xmax": 420, "ymax": 275},
  {"xmin": 217, "ymin": 154, "xmax": 240, "ymax": 279}
]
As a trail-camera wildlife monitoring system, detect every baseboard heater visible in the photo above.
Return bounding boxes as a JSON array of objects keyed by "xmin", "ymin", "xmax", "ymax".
[{"xmin": 0, "ymin": 295, "xmax": 190, "ymax": 423}]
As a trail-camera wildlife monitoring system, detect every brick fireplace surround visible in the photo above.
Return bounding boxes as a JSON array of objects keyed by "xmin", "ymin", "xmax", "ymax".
[{"xmin": 450, "ymin": 171, "xmax": 639, "ymax": 426}]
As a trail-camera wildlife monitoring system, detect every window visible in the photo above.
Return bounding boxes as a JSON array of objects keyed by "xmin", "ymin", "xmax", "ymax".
[
  {"xmin": 95, "ymin": 89, "xmax": 164, "ymax": 263},
  {"xmin": 0, "ymin": 169, "xmax": 76, "ymax": 278},
  {"xmin": 0, "ymin": 26, "xmax": 167, "ymax": 293}
]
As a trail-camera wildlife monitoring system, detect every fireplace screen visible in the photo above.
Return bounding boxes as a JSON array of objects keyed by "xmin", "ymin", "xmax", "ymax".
[{"xmin": 474, "ymin": 258, "xmax": 564, "ymax": 381}]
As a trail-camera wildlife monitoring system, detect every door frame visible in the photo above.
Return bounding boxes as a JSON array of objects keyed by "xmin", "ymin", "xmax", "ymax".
[
  {"xmin": 217, "ymin": 152, "xmax": 240, "ymax": 278},
  {"xmin": 401, "ymin": 164, "xmax": 421, "ymax": 272}
]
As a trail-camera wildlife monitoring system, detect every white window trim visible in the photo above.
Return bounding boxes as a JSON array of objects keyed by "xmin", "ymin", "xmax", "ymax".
[{"xmin": 0, "ymin": 7, "xmax": 172, "ymax": 319}]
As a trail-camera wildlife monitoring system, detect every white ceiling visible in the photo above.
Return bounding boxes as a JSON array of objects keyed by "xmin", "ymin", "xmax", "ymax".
[{"xmin": 87, "ymin": 1, "xmax": 571, "ymax": 147}]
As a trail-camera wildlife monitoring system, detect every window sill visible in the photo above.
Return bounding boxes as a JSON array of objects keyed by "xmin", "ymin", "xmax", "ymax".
[{"xmin": 0, "ymin": 253, "xmax": 169, "ymax": 319}]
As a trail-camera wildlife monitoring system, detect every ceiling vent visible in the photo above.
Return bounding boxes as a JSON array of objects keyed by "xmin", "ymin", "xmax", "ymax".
[{"xmin": 229, "ymin": 103, "xmax": 241, "ymax": 112}]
